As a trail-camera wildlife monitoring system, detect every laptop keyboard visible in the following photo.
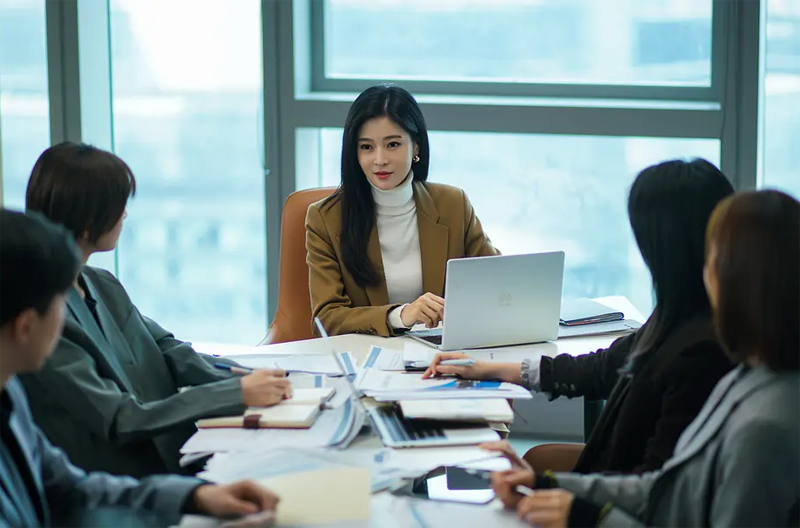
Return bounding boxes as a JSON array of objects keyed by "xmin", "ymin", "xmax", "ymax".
[
  {"xmin": 376, "ymin": 405, "xmax": 445, "ymax": 443},
  {"xmin": 417, "ymin": 334, "xmax": 443, "ymax": 346}
]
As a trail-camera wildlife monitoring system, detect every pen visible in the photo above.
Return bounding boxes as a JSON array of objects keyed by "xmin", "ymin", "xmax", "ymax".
[
  {"xmin": 214, "ymin": 363, "xmax": 253, "ymax": 375},
  {"xmin": 406, "ymin": 358, "xmax": 476, "ymax": 369},
  {"xmin": 463, "ymin": 468, "xmax": 535, "ymax": 497}
]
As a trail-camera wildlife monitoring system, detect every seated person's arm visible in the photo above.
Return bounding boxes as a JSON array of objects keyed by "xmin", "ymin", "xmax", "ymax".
[
  {"xmin": 28, "ymin": 336, "xmax": 246, "ymax": 444},
  {"xmin": 306, "ymin": 205, "xmax": 401, "ymax": 337},
  {"xmin": 138, "ymin": 309, "xmax": 240, "ymax": 387},
  {"xmin": 37, "ymin": 407, "xmax": 203, "ymax": 527},
  {"xmin": 631, "ymin": 342, "xmax": 733, "ymax": 473},
  {"xmin": 536, "ymin": 332, "xmax": 636, "ymax": 400},
  {"xmin": 426, "ymin": 333, "xmax": 635, "ymax": 401}
]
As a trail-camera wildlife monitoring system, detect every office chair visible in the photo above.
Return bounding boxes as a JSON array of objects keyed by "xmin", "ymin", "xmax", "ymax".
[{"xmin": 259, "ymin": 187, "xmax": 335, "ymax": 345}]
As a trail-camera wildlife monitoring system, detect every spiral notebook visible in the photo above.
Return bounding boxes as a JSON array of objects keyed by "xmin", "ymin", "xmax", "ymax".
[{"xmin": 196, "ymin": 387, "xmax": 335, "ymax": 430}]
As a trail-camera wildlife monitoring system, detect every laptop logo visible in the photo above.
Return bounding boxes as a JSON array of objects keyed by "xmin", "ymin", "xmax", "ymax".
[{"xmin": 498, "ymin": 292, "xmax": 512, "ymax": 307}]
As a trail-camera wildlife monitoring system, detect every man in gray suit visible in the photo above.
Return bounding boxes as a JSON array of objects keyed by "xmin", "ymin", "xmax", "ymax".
[
  {"xmin": 0, "ymin": 210, "xmax": 279, "ymax": 527},
  {"xmin": 488, "ymin": 190, "xmax": 800, "ymax": 528},
  {"xmin": 20, "ymin": 142, "xmax": 291, "ymax": 477}
]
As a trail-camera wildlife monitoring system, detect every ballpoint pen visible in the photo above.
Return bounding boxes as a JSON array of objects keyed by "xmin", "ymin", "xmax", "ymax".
[{"xmin": 405, "ymin": 358, "xmax": 476, "ymax": 370}]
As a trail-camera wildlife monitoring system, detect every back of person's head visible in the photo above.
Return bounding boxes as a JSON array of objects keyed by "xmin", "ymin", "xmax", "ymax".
[
  {"xmin": 705, "ymin": 189, "xmax": 800, "ymax": 371},
  {"xmin": 0, "ymin": 209, "xmax": 81, "ymax": 328},
  {"xmin": 335, "ymin": 84, "xmax": 430, "ymax": 286},
  {"xmin": 627, "ymin": 158, "xmax": 734, "ymax": 356},
  {"xmin": 26, "ymin": 141, "xmax": 136, "ymax": 244}
]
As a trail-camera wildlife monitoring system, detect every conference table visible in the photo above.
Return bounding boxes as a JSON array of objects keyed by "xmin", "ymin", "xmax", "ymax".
[{"xmin": 186, "ymin": 298, "xmax": 643, "ymax": 527}]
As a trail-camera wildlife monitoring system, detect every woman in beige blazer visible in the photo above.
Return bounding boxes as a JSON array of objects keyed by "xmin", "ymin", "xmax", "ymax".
[{"xmin": 306, "ymin": 84, "xmax": 498, "ymax": 337}]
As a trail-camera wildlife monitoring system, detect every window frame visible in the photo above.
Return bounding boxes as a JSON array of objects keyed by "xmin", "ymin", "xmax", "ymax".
[{"xmin": 309, "ymin": 0, "xmax": 729, "ymax": 103}]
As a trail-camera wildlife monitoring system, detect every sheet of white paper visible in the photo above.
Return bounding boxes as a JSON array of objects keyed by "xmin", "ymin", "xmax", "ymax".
[
  {"xmin": 356, "ymin": 369, "xmax": 530, "ymax": 401},
  {"xmin": 362, "ymin": 346, "xmax": 406, "ymax": 371},
  {"xmin": 231, "ymin": 352, "xmax": 358, "ymax": 376}
]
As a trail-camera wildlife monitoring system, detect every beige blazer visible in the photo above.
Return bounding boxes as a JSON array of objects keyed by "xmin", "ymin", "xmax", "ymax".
[{"xmin": 306, "ymin": 181, "xmax": 498, "ymax": 337}]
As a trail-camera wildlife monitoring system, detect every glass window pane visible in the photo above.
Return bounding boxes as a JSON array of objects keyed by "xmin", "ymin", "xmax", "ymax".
[
  {"xmin": 325, "ymin": 0, "xmax": 712, "ymax": 86},
  {"xmin": 110, "ymin": 0, "xmax": 266, "ymax": 344},
  {"xmin": 0, "ymin": 0, "xmax": 49, "ymax": 209},
  {"xmin": 759, "ymin": 0, "xmax": 800, "ymax": 199},
  {"xmin": 297, "ymin": 129, "xmax": 719, "ymax": 316}
]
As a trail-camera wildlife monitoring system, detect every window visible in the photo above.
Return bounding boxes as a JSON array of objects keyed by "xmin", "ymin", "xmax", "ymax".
[
  {"xmin": 759, "ymin": 0, "xmax": 800, "ymax": 198},
  {"xmin": 0, "ymin": 0, "xmax": 49, "ymax": 209},
  {"xmin": 297, "ymin": 128, "xmax": 719, "ymax": 315},
  {"xmin": 324, "ymin": 0, "xmax": 712, "ymax": 86},
  {"xmin": 109, "ymin": 0, "xmax": 267, "ymax": 344}
]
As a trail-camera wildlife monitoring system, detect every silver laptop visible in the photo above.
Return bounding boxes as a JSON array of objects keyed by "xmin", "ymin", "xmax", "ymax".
[
  {"xmin": 407, "ymin": 251, "xmax": 565, "ymax": 351},
  {"xmin": 314, "ymin": 318, "xmax": 499, "ymax": 449}
]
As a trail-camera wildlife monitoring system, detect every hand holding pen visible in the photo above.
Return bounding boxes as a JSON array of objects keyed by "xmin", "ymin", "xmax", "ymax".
[{"xmin": 216, "ymin": 363, "xmax": 292, "ymax": 407}]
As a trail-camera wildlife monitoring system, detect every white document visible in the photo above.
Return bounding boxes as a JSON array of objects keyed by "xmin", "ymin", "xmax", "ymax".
[
  {"xmin": 362, "ymin": 346, "xmax": 406, "ymax": 370},
  {"xmin": 230, "ymin": 352, "xmax": 358, "ymax": 376},
  {"xmin": 356, "ymin": 369, "xmax": 531, "ymax": 401},
  {"xmin": 399, "ymin": 398, "xmax": 514, "ymax": 422}
]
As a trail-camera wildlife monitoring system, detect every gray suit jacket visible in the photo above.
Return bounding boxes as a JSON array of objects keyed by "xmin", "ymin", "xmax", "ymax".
[
  {"xmin": 1, "ymin": 377, "xmax": 202, "ymax": 527},
  {"xmin": 19, "ymin": 266, "xmax": 247, "ymax": 478},
  {"xmin": 557, "ymin": 365, "xmax": 799, "ymax": 527}
]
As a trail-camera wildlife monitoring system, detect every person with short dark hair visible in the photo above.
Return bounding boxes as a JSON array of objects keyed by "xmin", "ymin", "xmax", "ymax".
[
  {"xmin": 306, "ymin": 84, "xmax": 498, "ymax": 337},
  {"xmin": 0, "ymin": 209, "xmax": 279, "ymax": 527},
  {"xmin": 491, "ymin": 189, "xmax": 800, "ymax": 528},
  {"xmin": 426, "ymin": 159, "xmax": 736, "ymax": 475},
  {"xmin": 21, "ymin": 142, "xmax": 292, "ymax": 478}
]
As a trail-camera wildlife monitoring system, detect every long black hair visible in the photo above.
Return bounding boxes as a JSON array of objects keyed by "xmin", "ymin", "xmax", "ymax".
[
  {"xmin": 626, "ymin": 158, "xmax": 734, "ymax": 368},
  {"xmin": 324, "ymin": 84, "xmax": 430, "ymax": 287}
]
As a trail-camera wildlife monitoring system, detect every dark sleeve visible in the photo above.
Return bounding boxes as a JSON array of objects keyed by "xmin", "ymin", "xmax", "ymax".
[
  {"xmin": 631, "ymin": 341, "xmax": 733, "ymax": 473},
  {"xmin": 141, "ymin": 311, "xmax": 238, "ymax": 387},
  {"xmin": 539, "ymin": 332, "xmax": 636, "ymax": 401}
]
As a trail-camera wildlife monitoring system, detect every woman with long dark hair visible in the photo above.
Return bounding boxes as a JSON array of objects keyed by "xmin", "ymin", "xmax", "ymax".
[
  {"xmin": 307, "ymin": 84, "xmax": 498, "ymax": 336},
  {"xmin": 425, "ymin": 158, "xmax": 735, "ymax": 475},
  {"xmin": 491, "ymin": 189, "xmax": 800, "ymax": 528}
]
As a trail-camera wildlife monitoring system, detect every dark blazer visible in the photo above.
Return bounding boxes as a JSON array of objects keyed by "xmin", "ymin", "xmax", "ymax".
[
  {"xmin": 306, "ymin": 181, "xmax": 498, "ymax": 337},
  {"xmin": 539, "ymin": 314, "xmax": 734, "ymax": 474},
  {"xmin": 556, "ymin": 365, "xmax": 800, "ymax": 527},
  {"xmin": 19, "ymin": 266, "xmax": 247, "ymax": 478},
  {"xmin": 1, "ymin": 377, "xmax": 202, "ymax": 528}
]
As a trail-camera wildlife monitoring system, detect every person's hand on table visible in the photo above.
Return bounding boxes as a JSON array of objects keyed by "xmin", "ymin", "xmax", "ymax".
[
  {"xmin": 241, "ymin": 369, "xmax": 292, "ymax": 407},
  {"xmin": 421, "ymin": 352, "xmax": 489, "ymax": 379},
  {"xmin": 490, "ymin": 468, "xmax": 536, "ymax": 509},
  {"xmin": 516, "ymin": 489, "xmax": 575, "ymax": 528},
  {"xmin": 401, "ymin": 293, "xmax": 445, "ymax": 328},
  {"xmin": 191, "ymin": 480, "xmax": 279, "ymax": 519},
  {"xmin": 479, "ymin": 440, "xmax": 531, "ymax": 470}
]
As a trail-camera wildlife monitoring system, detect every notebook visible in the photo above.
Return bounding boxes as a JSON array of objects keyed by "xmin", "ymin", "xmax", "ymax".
[
  {"xmin": 197, "ymin": 387, "xmax": 335, "ymax": 430},
  {"xmin": 560, "ymin": 298, "xmax": 624, "ymax": 326}
]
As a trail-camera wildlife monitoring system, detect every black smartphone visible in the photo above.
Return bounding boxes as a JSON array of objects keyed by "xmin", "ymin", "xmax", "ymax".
[{"xmin": 391, "ymin": 466, "xmax": 495, "ymax": 505}]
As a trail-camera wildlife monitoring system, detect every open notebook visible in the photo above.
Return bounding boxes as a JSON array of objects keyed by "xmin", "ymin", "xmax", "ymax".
[{"xmin": 197, "ymin": 387, "xmax": 335, "ymax": 430}]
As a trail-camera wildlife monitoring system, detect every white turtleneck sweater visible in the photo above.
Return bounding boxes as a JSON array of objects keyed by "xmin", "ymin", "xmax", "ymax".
[{"xmin": 370, "ymin": 174, "xmax": 423, "ymax": 329}]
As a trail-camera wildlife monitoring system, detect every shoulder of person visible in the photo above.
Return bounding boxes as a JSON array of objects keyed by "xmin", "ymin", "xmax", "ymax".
[
  {"xmin": 419, "ymin": 181, "xmax": 468, "ymax": 203},
  {"xmin": 82, "ymin": 266, "xmax": 124, "ymax": 290},
  {"xmin": 308, "ymin": 193, "xmax": 342, "ymax": 224}
]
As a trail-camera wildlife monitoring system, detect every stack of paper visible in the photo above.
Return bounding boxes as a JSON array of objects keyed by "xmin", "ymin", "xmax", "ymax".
[
  {"xmin": 181, "ymin": 395, "xmax": 365, "ymax": 454},
  {"xmin": 355, "ymin": 368, "xmax": 532, "ymax": 402}
]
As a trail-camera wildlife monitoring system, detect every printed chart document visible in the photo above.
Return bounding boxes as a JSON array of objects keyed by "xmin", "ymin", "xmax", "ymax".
[{"xmin": 355, "ymin": 368, "xmax": 532, "ymax": 401}]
